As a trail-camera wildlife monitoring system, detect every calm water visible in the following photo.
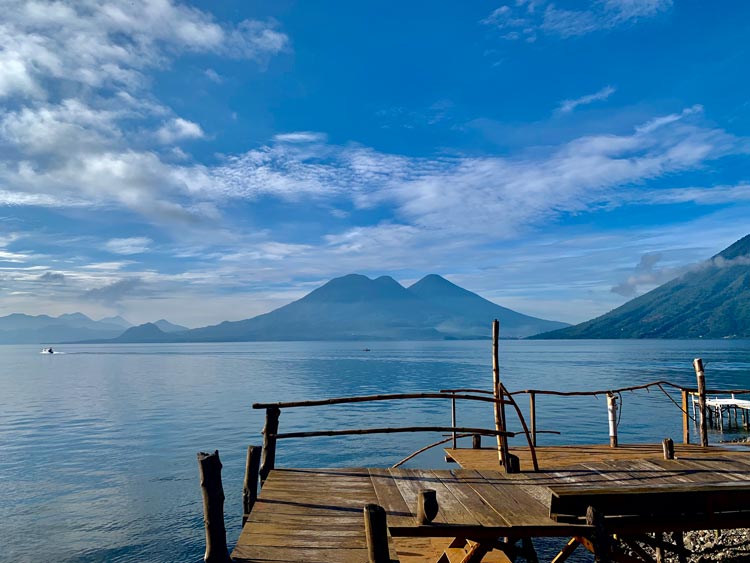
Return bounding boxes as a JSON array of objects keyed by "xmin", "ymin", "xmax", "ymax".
[{"xmin": 2, "ymin": 339, "xmax": 750, "ymax": 562}]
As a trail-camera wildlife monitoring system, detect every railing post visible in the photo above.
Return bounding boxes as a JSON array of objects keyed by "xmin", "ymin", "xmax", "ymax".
[
  {"xmin": 197, "ymin": 450, "xmax": 232, "ymax": 563},
  {"xmin": 607, "ymin": 392, "xmax": 618, "ymax": 448},
  {"xmin": 693, "ymin": 358, "xmax": 708, "ymax": 447},
  {"xmin": 364, "ymin": 504, "xmax": 390, "ymax": 563},
  {"xmin": 242, "ymin": 445, "xmax": 262, "ymax": 526},
  {"xmin": 662, "ymin": 437, "xmax": 674, "ymax": 460},
  {"xmin": 681, "ymin": 389, "xmax": 690, "ymax": 444},
  {"xmin": 529, "ymin": 391, "xmax": 537, "ymax": 447},
  {"xmin": 492, "ymin": 319, "xmax": 510, "ymax": 469},
  {"xmin": 451, "ymin": 393, "xmax": 457, "ymax": 449},
  {"xmin": 260, "ymin": 407, "xmax": 281, "ymax": 484},
  {"xmin": 472, "ymin": 434, "xmax": 482, "ymax": 449}
]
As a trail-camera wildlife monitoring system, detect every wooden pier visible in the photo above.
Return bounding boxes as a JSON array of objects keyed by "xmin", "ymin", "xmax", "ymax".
[
  {"xmin": 231, "ymin": 443, "xmax": 750, "ymax": 563},
  {"xmin": 195, "ymin": 330, "xmax": 750, "ymax": 563}
]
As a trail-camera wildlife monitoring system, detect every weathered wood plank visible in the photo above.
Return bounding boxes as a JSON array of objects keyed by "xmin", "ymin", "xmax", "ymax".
[
  {"xmin": 233, "ymin": 544, "xmax": 371, "ymax": 563},
  {"xmin": 454, "ymin": 469, "xmax": 552, "ymax": 528},
  {"xmin": 385, "ymin": 468, "xmax": 459, "ymax": 526},
  {"xmin": 369, "ymin": 467, "xmax": 417, "ymax": 529},
  {"xmin": 402, "ymin": 469, "xmax": 482, "ymax": 526},
  {"xmin": 427, "ymin": 470, "xmax": 510, "ymax": 528}
]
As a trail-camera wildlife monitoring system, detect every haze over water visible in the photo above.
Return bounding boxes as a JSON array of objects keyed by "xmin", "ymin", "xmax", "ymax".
[{"xmin": 3, "ymin": 339, "xmax": 750, "ymax": 563}]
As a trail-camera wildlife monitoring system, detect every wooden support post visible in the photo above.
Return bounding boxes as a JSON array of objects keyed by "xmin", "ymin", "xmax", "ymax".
[
  {"xmin": 363, "ymin": 504, "xmax": 390, "ymax": 563},
  {"xmin": 673, "ymin": 532, "xmax": 688, "ymax": 563},
  {"xmin": 551, "ymin": 537, "xmax": 580, "ymax": 563},
  {"xmin": 529, "ymin": 392, "xmax": 537, "ymax": 447},
  {"xmin": 681, "ymin": 389, "xmax": 690, "ymax": 444},
  {"xmin": 472, "ymin": 434, "xmax": 482, "ymax": 449},
  {"xmin": 619, "ymin": 537, "xmax": 654, "ymax": 563},
  {"xmin": 586, "ymin": 505, "xmax": 611, "ymax": 563},
  {"xmin": 655, "ymin": 532, "xmax": 664, "ymax": 563},
  {"xmin": 416, "ymin": 489, "xmax": 438, "ymax": 524},
  {"xmin": 260, "ymin": 406, "xmax": 280, "ymax": 484},
  {"xmin": 242, "ymin": 445, "xmax": 261, "ymax": 526},
  {"xmin": 607, "ymin": 392, "xmax": 618, "ymax": 448},
  {"xmin": 521, "ymin": 538, "xmax": 539, "ymax": 563},
  {"xmin": 492, "ymin": 319, "xmax": 510, "ymax": 468},
  {"xmin": 693, "ymin": 358, "xmax": 708, "ymax": 447},
  {"xmin": 197, "ymin": 451, "xmax": 232, "ymax": 563},
  {"xmin": 662, "ymin": 437, "xmax": 674, "ymax": 460},
  {"xmin": 451, "ymin": 393, "xmax": 457, "ymax": 449}
]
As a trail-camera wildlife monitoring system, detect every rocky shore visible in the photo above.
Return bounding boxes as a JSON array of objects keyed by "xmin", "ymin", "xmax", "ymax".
[
  {"xmin": 682, "ymin": 529, "xmax": 750, "ymax": 562},
  {"xmin": 616, "ymin": 529, "xmax": 750, "ymax": 563}
]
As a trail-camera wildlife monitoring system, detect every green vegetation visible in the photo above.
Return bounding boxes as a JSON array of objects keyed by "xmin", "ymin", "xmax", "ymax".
[{"xmin": 534, "ymin": 234, "xmax": 750, "ymax": 339}]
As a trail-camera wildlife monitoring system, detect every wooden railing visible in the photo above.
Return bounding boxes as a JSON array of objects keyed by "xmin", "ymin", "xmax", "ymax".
[
  {"xmin": 446, "ymin": 366, "xmax": 750, "ymax": 451},
  {"xmin": 252, "ymin": 391, "xmax": 517, "ymax": 484}
]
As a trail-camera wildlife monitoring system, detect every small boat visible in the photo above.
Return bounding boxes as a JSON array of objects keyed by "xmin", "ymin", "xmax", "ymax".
[{"xmin": 41, "ymin": 347, "xmax": 55, "ymax": 354}]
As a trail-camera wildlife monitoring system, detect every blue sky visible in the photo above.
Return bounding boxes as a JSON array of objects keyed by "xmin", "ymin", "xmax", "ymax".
[{"xmin": 1, "ymin": 0, "xmax": 749, "ymax": 327}]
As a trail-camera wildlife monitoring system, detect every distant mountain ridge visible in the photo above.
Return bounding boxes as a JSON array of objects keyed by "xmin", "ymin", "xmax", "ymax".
[
  {"xmin": 0, "ymin": 313, "xmax": 130, "ymax": 344},
  {"xmin": 82, "ymin": 273, "xmax": 568, "ymax": 343},
  {"xmin": 0, "ymin": 313, "xmax": 185, "ymax": 344},
  {"xmin": 533, "ymin": 234, "xmax": 750, "ymax": 339}
]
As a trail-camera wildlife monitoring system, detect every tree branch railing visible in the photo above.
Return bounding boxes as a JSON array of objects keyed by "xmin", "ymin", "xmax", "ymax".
[
  {"xmin": 252, "ymin": 392, "xmax": 518, "ymax": 483},
  {"xmin": 250, "ymin": 361, "xmax": 750, "ymax": 489},
  {"xmin": 446, "ymin": 376, "xmax": 750, "ymax": 450}
]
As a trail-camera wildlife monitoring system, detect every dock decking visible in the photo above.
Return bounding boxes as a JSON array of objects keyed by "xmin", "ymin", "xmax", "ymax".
[
  {"xmin": 444, "ymin": 442, "xmax": 750, "ymax": 470},
  {"xmin": 232, "ymin": 443, "xmax": 750, "ymax": 563}
]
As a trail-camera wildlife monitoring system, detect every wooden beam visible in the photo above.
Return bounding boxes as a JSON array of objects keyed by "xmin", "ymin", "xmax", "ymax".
[
  {"xmin": 551, "ymin": 538, "xmax": 580, "ymax": 563},
  {"xmin": 253, "ymin": 392, "xmax": 511, "ymax": 409},
  {"xmin": 273, "ymin": 426, "xmax": 514, "ymax": 440}
]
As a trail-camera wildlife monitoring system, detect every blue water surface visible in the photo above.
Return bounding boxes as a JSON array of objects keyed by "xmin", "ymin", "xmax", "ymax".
[{"xmin": 2, "ymin": 340, "xmax": 750, "ymax": 562}]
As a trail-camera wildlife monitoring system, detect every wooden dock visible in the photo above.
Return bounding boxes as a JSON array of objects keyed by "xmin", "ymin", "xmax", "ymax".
[
  {"xmin": 194, "ymin": 345, "xmax": 750, "ymax": 563},
  {"xmin": 231, "ymin": 443, "xmax": 750, "ymax": 563}
]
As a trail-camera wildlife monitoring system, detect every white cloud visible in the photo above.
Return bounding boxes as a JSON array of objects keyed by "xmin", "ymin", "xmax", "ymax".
[
  {"xmin": 558, "ymin": 86, "xmax": 616, "ymax": 113},
  {"xmin": 104, "ymin": 237, "xmax": 152, "ymax": 255},
  {"xmin": 204, "ymin": 68, "xmax": 222, "ymax": 83},
  {"xmin": 0, "ymin": 97, "xmax": 746, "ymax": 241},
  {"xmin": 273, "ymin": 131, "xmax": 328, "ymax": 143},
  {"xmin": 0, "ymin": 0, "xmax": 289, "ymax": 99},
  {"xmin": 156, "ymin": 118, "xmax": 204, "ymax": 144},
  {"xmin": 0, "ymin": 1, "xmax": 288, "ymax": 224},
  {"xmin": 206, "ymin": 106, "xmax": 745, "ymax": 239},
  {"xmin": 483, "ymin": 0, "xmax": 672, "ymax": 41}
]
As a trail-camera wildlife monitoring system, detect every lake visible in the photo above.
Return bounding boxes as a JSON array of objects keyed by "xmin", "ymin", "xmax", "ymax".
[{"xmin": 2, "ymin": 339, "xmax": 750, "ymax": 562}]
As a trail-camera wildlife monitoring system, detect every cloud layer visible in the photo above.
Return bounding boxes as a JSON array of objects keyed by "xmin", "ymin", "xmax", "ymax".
[{"xmin": 483, "ymin": 0, "xmax": 672, "ymax": 41}]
